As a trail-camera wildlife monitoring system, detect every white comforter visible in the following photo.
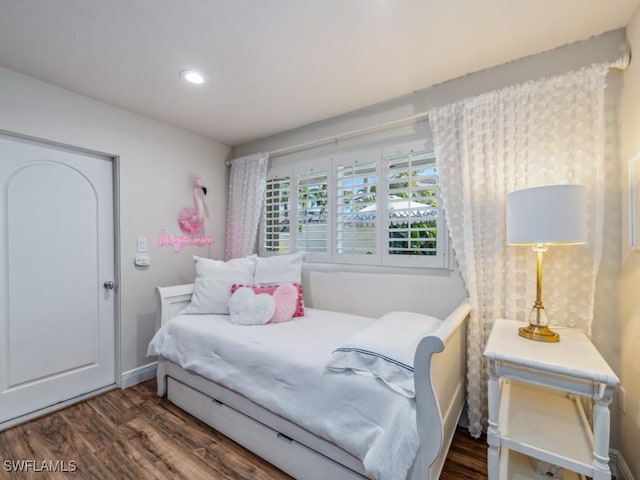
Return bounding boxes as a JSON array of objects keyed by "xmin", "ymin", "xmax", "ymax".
[{"xmin": 147, "ymin": 308, "xmax": 419, "ymax": 480}]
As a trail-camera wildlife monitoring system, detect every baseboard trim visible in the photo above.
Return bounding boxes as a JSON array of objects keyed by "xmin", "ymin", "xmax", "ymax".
[
  {"xmin": 120, "ymin": 362, "xmax": 157, "ymax": 388},
  {"xmin": 611, "ymin": 448, "xmax": 636, "ymax": 480}
]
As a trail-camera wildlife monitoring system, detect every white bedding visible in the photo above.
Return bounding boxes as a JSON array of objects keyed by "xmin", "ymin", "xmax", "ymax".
[{"xmin": 147, "ymin": 308, "xmax": 420, "ymax": 480}]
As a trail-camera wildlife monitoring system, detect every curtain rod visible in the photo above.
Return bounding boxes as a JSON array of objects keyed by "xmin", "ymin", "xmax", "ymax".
[
  {"xmin": 267, "ymin": 112, "xmax": 429, "ymax": 158},
  {"xmin": 227, "ymin": 52, "xmax": 631, "ymax": 166}
]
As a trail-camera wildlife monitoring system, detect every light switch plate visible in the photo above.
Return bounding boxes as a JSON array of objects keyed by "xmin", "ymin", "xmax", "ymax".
[{"xmin": 137, "ymin": 237, "xmax": 148, "ymax": 252}]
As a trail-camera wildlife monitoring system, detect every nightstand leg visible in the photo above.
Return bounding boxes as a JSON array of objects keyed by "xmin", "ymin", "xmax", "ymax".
[
  {"xmin": 487, "ymin": 374, "xmax": 500, "ymax": 480},
  {"xmin": 592, "ymin": 398, "xmax": 612, "ymax": 480}
]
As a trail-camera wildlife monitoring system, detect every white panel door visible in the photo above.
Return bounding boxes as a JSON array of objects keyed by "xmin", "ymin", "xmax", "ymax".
[{"xmin": 0, "ymin": 133, "xmax": 115, "ymax": 425}]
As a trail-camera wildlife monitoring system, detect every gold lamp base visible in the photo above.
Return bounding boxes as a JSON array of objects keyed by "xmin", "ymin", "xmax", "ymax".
[
  {"xmin": 516, "ymin": 246, "xmax": 560, "ymax": 343},
  {"xmin": 518, "ymin": 324, "xmax": 560, "ymax": 343}
]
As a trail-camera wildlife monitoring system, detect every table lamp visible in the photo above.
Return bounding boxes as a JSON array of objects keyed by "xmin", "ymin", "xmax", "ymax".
[{"xmin": 506, "ymin": 184, "xmax": 587, "ymax": 342}]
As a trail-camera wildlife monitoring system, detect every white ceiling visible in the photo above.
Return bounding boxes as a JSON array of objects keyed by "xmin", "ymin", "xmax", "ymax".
[{"xmin": 0, "ymin": 1, "xmax": 638, "ymax": 146}]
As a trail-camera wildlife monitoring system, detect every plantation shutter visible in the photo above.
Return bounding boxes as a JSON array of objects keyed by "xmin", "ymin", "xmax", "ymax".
[
  {"xmin": 335, "ymin": 158, "xmax": 379, "ymax": 262},
  {"xmin": 385, "ymin": 149, "xmax": 445, "ymax": 266},
  {"xmin": 296, "ymin": 168, "xmax": 329, "ymax": 254},
  {"xmin": 260, "ymin": 140, "xmax": 447, "ymax": 267},
  {"xmin": 262, "ymin": 176, "xmax": 291, "ymax": 254}
]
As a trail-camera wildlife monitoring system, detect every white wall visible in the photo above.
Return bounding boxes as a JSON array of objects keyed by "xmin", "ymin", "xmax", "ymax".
[
  {"xmin": 235, "ymin": 30, "xmax": 625, "ymax": 160},
  {"xmin": 620, "ymin": 6, "xmax": 640, "ymax": 478},
  {"xmin": 234, "ymin": 30, "xmax": 627, "ymax": 447},
  {"xmin": 0, "ymin": 66, "xmax": 230, "ymax": 374}
]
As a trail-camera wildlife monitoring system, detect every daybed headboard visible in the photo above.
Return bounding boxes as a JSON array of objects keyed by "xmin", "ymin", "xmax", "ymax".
[
  {"xmin": 301, "ymin": 267, "xmax": 467, "ymax": 319},
  {"xmin": 156, "ymin": 284, "xmax": 194, "ymax": 328}
]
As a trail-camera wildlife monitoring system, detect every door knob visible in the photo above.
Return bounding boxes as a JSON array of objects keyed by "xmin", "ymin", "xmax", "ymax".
[{"xmin": 103, "ymin": 281, "xmax": 115, "ymax": 290}]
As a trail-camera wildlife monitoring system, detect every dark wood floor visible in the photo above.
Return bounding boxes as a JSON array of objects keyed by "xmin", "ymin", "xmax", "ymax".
[{"xmin": 0, "ymin": 380, "xmax": 487, "ymax": 479}]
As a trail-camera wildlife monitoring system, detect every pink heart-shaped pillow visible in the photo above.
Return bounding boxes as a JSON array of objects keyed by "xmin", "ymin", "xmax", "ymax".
[
  {"xmin": 229, "ymin": 287, "xmax": 276, "ymax": 325},
  {"xmin": 270, "ymin": 283, "xmax": 298, "ymax": 323}
]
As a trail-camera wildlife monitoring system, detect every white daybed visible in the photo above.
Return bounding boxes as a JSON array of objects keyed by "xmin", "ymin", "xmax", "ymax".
[{"xmin": 152, "ymin": 283, "xmax": 470, "ymax": 480}]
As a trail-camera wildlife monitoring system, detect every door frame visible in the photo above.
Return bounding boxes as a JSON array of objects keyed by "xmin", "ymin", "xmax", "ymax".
[{"xmin": 0, "ymin": 129, "xmax": 121, "ymax": 429}]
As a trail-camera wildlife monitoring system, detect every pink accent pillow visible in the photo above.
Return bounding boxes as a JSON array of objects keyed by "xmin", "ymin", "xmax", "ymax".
[
  {"xmin": 231, "ymin": 283, "xmax": 305, "ymax": 318},
  {"xmin": 270, "ymin": 283, "xmax": 298, "ymax": 323}
]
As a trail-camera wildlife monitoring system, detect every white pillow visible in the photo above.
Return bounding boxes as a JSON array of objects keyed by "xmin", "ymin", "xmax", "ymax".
[
  {"xmin": 228, "ymin": 287, "xmax": 276, "ymax": 326},
  {"xmin": 181, "ymin": 255, "xmax": 257, "ymax": 315},
  {"xmin": 254, "ymin": 252, "xmax": 305, "ymax": 285},
  {"xmin": 325, "ymin": 311, "xmax": 442, "ymax": 397}
]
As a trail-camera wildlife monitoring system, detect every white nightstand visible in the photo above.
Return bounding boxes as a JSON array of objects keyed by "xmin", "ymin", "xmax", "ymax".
[{"xmin": 484, "ymin": 319, "xmax": 619, "ymax": 480}]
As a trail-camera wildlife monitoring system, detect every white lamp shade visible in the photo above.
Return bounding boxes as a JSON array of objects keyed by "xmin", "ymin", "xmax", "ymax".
[{"xmin": 506, "ymin": 184, "xmax": 587, "ymax": 245}]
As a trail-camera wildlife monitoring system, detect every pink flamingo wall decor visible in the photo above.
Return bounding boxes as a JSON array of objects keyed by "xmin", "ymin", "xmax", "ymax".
[{"xmin": 178, "ymin": 177, "xmax": 207, "ymax": 233}]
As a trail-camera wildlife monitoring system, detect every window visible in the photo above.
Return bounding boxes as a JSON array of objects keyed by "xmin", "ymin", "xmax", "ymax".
[
  {"xmin": 263, "ymin": 159, "xmax": 332, "ymax": 262},
  {"xmin": 336, "ymin": 158, "xmax": 378, "ymax": 261},
  {"xmin": 262, "ymin": 176, "xmax": 291, "ymax": 254},
  {"xmin": 296, "ymin": 169, "xmax": 329, "ymax": 254},
  {"xmin": 260, "ymin": 141, "xmax": 447, "ymax": 268},
  {"xmin": 384, "ymin": 150, "xmax": 440, "ymax": 265}
]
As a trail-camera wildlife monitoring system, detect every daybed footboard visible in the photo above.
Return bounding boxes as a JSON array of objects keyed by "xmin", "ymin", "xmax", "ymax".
[
  {"xmin": 411, "ymin": 300, "xmax": 471, "ymax": 480},
  {"xmin": 155, "ymin": 284, "xmax": 471, "ymax": 480}
]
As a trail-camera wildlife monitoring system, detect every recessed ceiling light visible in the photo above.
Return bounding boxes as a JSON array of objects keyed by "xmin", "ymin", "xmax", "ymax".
[{"xmin": 179, "ymin": 69, "xmax": 205, "ymax": 85}]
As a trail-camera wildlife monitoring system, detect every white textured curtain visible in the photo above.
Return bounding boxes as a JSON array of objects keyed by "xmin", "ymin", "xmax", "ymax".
[
  {"xmin": 225, "ymin": 152, "xmax": 269, "ymax": 260},
  {"xmin": 428, "ymin": 64, "xmax": 609, "ymax": 437}
]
